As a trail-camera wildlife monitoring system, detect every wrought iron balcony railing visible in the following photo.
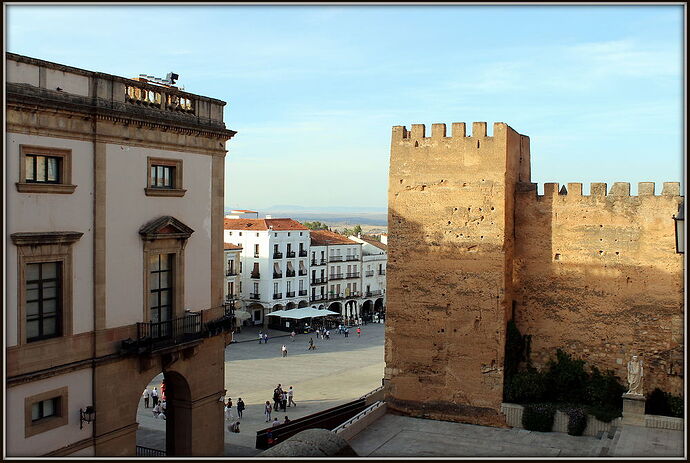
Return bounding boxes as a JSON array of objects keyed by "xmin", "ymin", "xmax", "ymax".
[
  {"xmin": 310, "ymin": 294, "xmax": 327, "ymax": 302},
  {"xmin": 286, "ymin": 270, "xmax": 296, "ymax": 277},
  {"xmin": 286, "ymin": 251, "xmax": 296, "ymax": 258},
  {"xmin": 286, "ymin": 291, "xmax": 295, "ymax": 298},
  {"xmin": 299, "ymin": 250, "xmax": 308, "ymax": 257},
  {"xmin": 226, "ymin": 270, "xmax": 238, "ymax": 276},
  {"xmin": 273, "ymin": 251, "xmax": 283, "ymax": 259},
  {"xmin": 379, "ymin": 269, "xmax": 386, "ymax": 275},
  {"xmin": 311, "ymin": 258, "xmax": 327, "ymax": 266},
  {"xmin": 298, "ymin": 270, "xmax": 307, "ymax": 276},
  {"xmin": 273, "ymin": 272, "xmax": 283, "ymax": 279},
  {"xmin": 365, "ymin": 271, "xmax": 375, "ymax": 277},
  {"xmin": 251, "ymin": 272, "xmax": 261, "ymax": 279},
  {"xmin": 329, "ymin": 256, "xmax": 344, "ymax": 262},
  {"xmin": 345, "ymin": 255, "xmax": 359, "ymax": 261},
  {"xmin": 346, "ymin": 272, "xmax": 360, "ymax": 278},
  {"xmin": 311, "ymin": 277, "xmax": 327, "ymax": 285},
  {"xmin": 250, "ymin": 293, "xmax": 261, "ymax": 300},
  {"xmin": 298, "ymin": 290, "xmax": 308, "ymax": 296},
  {"xmin": 273, "ymin": 293, "xmax": 283, "ymax": 300},
  {"xmin": 329, "ymin": 273, "xmax": 344, "ymax": 280},
  {"xmin": 328, "ymin": 292, "xmax": 344, "ymax": 300},
  {"xmin": 365, "ymin": 290, "xmax": 383, "ymax": 297}
]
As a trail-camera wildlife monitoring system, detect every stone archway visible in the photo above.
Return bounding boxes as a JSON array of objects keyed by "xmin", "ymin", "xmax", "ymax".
[
  {"xmin": 328, "ymin": 301, "xmax": 342, "ymax": 314},
  {"xmin": 247, "ymin": 302, "xmax": 265, "ymax": 326},
  {"xmin": 286, "ymin": 302, "xmax": 296, "ymax": 310},
  {"xmin": 374, "ymin": 298, "xmax": 385, "ymax": 320},
  {"xmin": 298, "ymin": 300, "xmax": 308, "ymax": 308},
  {"xmin": 361, "ymin": 299, "xmax": 374, "ymax": 321}
]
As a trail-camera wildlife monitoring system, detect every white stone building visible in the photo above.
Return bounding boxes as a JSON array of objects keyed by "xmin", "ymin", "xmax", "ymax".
[
  {"xmin": 6, "ymin": 53, "xmax": 235, "ymax": 456},
  {"xmin": 223, "ymin": 243, "xmax": 243, "ymax": 321},
  {"xmin": 224, "ymin": 218, "xmax": 310, "ymax": 327},
  {"xmin": 309, "ymin": 230, "xmax": 363, "ymax": 321},
  {"xmin": 349, "ymin": 234, "xmax": 387, "ymax": 321}
]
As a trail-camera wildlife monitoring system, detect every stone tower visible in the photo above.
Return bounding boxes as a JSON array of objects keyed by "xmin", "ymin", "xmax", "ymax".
[{"xmin": 385, "ymin": 122, "xmax": 530, "ymax": 425}]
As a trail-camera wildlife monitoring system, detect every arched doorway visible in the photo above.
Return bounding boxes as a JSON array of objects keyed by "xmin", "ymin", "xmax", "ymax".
[
  {"xmin": 328, "ymin": 301, "xmax": 342, "ymax": 314},
  {"xmin": 247, "ymin": 303, "xmax": 265, "ymax": 326},
  {"xmin": 374, "ymin": 298, "xmax": 385, "ymax": 321},
  {"xmin": 286, "ymin": 302, "xmax": 296, "ymax": 310},
  {"xmin": 361, "ymin": 299, "xmax": 374, "ymax": 322},
  {"xmin": 136, "ymin": 370, "xmax": 192, "ymax": 456},
  {"xmin": 298, "ymin": 300, "xmax": 308, "ymax": 308},
  {"xmin": 268, "ymin": 304, "xmax": 284, "ymax": 329}
]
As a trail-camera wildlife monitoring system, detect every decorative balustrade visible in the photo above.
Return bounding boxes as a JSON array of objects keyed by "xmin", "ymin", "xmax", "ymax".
[
  {"xmin": 250, "ymin": 293, "xmax": 261, "ymax": 299},
  {"xmin": 124, "ymin": 83, "xmax": 194, "ymax": 114},
  {"xmin": 329, "ymin": 256, "xmax": 344, "ymax": 262},
  {"xmin": 365, "ymin": 271, "xmax": 375, "ymax": 277},
  {"xmin": 299, "ymin": 250, "xmax": 308, "ymax": 257},
  {"xmin": 286, "ymin": 251, "xmax": 296, "ymax": 258},
  {"xmin": 345, "ymin": 272, "xmax": 360, "ymax": 278}
]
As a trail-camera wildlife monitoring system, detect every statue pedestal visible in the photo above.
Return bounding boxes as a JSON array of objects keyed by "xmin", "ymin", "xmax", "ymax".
[{"xmin": 622, "ymin": 393, "xmax": 646, "ymax": 426}]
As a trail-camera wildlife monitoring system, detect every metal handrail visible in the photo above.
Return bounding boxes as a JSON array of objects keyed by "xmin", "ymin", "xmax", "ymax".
[{"xmin": 136, "ymin": 445, "xmax": 166, "ymax": 457}]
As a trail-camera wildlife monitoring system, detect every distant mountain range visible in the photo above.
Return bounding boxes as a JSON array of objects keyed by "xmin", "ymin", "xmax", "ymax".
[{"xmin": 224, "ymin": 205, "xmax": 388, "ymax": 227}]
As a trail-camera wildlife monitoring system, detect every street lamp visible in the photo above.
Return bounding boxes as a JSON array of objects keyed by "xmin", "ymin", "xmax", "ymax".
[
  {"xmin": 80, "ymin": 406, "xmax": 95, "ymax": 429},
  {"xmin": 674, "ymin": 202, "xmax": 684, "ymax": 254}
]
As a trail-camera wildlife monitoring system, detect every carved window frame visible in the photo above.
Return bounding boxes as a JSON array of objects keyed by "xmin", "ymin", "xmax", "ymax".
[
  {"xmin": 16, "ymin": 145, "xmax": 76, "ymax": 194},
  {"xmin": 145, "ymin": 157, "xmax": 186, "ymax": 197},
  {"xmin": 24, "ymin": 387, "xmax": 69, "ymax": 438},
  {"xmin": 12, "ymin": 232, "xmax": 82, "ymax": 346},
  {"xmin": 142, "ymin": 240, "xmax": 186, "ymax": 323}
]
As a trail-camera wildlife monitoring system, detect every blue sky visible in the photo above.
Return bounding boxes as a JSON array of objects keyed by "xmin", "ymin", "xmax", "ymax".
[{"xmin": 5, "ymin": 4, "xmax": 684, "ymax": 210}]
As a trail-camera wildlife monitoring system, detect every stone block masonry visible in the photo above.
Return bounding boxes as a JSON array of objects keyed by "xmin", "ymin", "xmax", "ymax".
[{"xmin": 385, "ymin": 121, "xmax": 683, "ymax": 426}]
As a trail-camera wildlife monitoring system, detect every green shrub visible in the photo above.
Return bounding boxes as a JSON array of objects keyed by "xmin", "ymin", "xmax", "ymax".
[
  {"xmin": 504, "ymin": 368, "xmax": 547, "ymax": 403},
  {"xmin": 566, "ymin": 407, "xmax": 588, "ymax": 436},
  {"xmin": 522, "ymin": 403, "xmax": 555, "ymax": 432},
  {"xmin": 543, "ymin": 349, "xmax": 589, "ymax": 404},
  {"xmin": 586, "ymin": 405, "xmax": 622, "ymax": 423},
  {"xmin": 586, "ymin": 366, "xmax": 625, "ymax": 410},
  {"xmin": 646, "ymin": 388, "xmax": 684, "ymax": 418}
]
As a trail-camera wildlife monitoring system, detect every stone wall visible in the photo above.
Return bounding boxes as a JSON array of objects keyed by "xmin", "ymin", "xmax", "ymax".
[
  {"xmin": 386, "ymin": 120, "xmax": 684, "ymax": 425},
  {"xmin": 514, "ymin": 182, "xmax": 684, "ymax": 395}
]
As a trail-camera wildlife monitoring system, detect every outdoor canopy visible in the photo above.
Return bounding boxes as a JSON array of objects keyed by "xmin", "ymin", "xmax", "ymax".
[{"xmin": 266, "ymin": 307, "xmax": 340, "ymax": 319}]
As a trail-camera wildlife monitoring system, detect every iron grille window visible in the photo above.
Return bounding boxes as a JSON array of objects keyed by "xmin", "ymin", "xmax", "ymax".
[
  {"xmin": 26, "ymin": 262, "xmax": 62, "ymax": 342},
  {"xmin": 31, "ymin": 398, "xmax": 59, "ymax": 421},
  {"xmin": 149, "ymin": 254, "xmax": 173, "ymax": 327},
  {"xmin": 150, "ymin": 165, "xmax": 175, "ymax": 188},
  {"xmin": 25, "ymin": 155, "xmax": 61, "ymax": 183}
]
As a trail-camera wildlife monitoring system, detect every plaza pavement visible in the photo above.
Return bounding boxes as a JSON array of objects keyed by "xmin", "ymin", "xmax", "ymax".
[{"xmin": 135, "ymin": 322, "xmax": 386, "ymax": 456}]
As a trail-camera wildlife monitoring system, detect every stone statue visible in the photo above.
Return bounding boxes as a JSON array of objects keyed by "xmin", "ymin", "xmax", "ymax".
[{"xmin": 626, "ymin": 355, "xmax": 644, "ymax": 396}]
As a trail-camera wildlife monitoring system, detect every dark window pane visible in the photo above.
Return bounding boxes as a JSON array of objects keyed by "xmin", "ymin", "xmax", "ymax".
[
  {"xmin": 27, "ymin": 320, "xmax": 40, "ymax": 339},
  {"xmin": 26, "ymin": 264, "xmax": 40, "ymax": 281},
  {"xmin": 42, "ymin": 316, "xmax": 57, "ymax": 336},
  {"xmin": 32, "ymin": 403, "xmax": 41, "ymax": 421},
  {"xmin": 42, "ymin": 262, "xmax": 57, "ymax": 279}
]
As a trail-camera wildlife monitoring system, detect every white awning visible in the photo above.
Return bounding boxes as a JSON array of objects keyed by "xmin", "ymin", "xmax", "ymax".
[{"xmin": 267, "ymin": 307, "xmax": 340, "ymax": 319}]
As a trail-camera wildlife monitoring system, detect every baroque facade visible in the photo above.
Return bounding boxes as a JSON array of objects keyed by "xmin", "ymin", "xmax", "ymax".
[
  {"xmin": 385, "ymin": 122, "xmax": 684, "ymax": 426},
  {"xmin": 5, "ymin": 53, "xmax": 236, "ymax": 456}
]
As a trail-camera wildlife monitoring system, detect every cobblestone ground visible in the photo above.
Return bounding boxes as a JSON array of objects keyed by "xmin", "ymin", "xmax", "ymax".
[{"xmin": 135, "ymin": 322, "xmax": 386, "ymax": 456}]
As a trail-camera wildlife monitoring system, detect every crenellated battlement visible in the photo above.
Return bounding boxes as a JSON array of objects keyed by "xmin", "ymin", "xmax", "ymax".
[
  {"xmin": 519, "ymin": 182, "xmax": 682, "ymax": 199},
  {"xmin": 392, "ymin": 122, "xmax": 508, "ymax": 141}
]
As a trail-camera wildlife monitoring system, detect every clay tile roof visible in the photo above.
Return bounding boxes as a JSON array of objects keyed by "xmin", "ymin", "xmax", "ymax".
[
  {"xmin": 232, "ymin": 210, "xmax": 257, "ymax": 213},
  {"xmin": 224, "ymin": 242, "xmax": 243, "ymax": 250},
  {"xmin": 310, "ymin": 229, "xmax": 362, "ymax": 246},
  {"xmin": 360, "ymin": 236, "xmax": 387, "ymax": 251},
  {"xmin": 223, "ymin": 218, "xmax": 308, "ymax": 231}
]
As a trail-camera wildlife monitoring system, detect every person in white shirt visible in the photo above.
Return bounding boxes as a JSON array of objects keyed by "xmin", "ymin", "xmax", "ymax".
[
  {"xmin": 281, "ymin": 345, "xmax": 288, "ymax": 357},
  {"xmin": 151, "ymin": 387, "xmax": 159, "ymax": 406},
  {"xmin": 271, "ymin": 417, "xmax": 281, "ymax": 427},
  {"xmin": 143, "ymin": 388, "xmax": 150, "ymax": 408},
  {"xmin": 288, "ymin": 386, "xmax": 296, "ymax": 407}
]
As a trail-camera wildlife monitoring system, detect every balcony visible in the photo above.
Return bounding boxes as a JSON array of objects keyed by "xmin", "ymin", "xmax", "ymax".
[
  {"xmin": 328, "ymin": 292, "xmax": 344, "ymax": 300},
  {"xmin": 273, "ymin": 251, "xmax": 283, "ymax": 259},
  {"xmin": 251, "ymin": 272, "xmax": 261, "ymax": 279},
  {"xmin": 345, "ymin": 255, "xmax": 359, "ymax": 261},
  {"xmin": 286, "ymin": 270, "xmax": 296, "ymax": 277},
  {"xmin": 121, "ymin": 311, "xmax": 234, "ymax": 354},
  {"xmin": 311, "ymin": 259, "xmax": 327, "ymax": 266},
  {"xmin": 298, "ymin": 290, "xmax": 307, "ymax": 296},
  {"xmin": 226, "ymin": 270, "xmax": 238, "ymax": 277},
  {"xmin": 365, "ymin": 290, "xmax": 382, "ymax": 297},
  {"xmin": 346, "ymin": 272, "xmax": 360, "ymax": 279},
  {"xmin": 250, "ymin": 293, "xmax": 261, "ymax": 300},
  {"xmin": 273, "ymin": 293, "xmax": 283, "ymax": 300},
  {"xmin": 311, "ymin": 277, "xmax": 327, "ymax": 285},
  {"xmin": 379, "ymin": 269, "xmax": 386, "ymax": 275},
  {"xmin": 329, "ymin": 273, "xmax": 344, "ymax": 280},
  {"xmin": 273, "ymin": 272, "xmax": 283, "ymax": 279},
  {"xmin": 298, "ymin": 270, "xmax": 307, "ymax": 276},
  {"xmin": 311, "ymin": 294, "xmax": 327, "ymax": 302},
  {"xmin": 286, "ymin": 251, "xmax": 296, "ymax": 258},
  {"xmin": 345, "ymin": 291, "xmax": 361, "ymax": 298},
  {"xmin": 254, "ymin": 253, "xmax": 260, "ymax": 258},
  {"xmin": 286, "ymin": 291, "xmax": 295, "ymax": 298},
  {"xmin": 365, "ymin": 270, "xmax": 375, "ymax": 277},
  {"xmin": 329, "ymin": 256, "xmax": 344, "ymax": 262},
  {"xmin": 299, "ymin": 250, "xmax": 307, "ymax": 257}
]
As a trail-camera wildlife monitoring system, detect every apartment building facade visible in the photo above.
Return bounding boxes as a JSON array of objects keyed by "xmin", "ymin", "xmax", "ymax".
[
  {"xmin": 6, "ymin": 53, "xmax": 236, "ymax": 456},
  {"xmin": 348, "ymin": 235, "xmax": 387, "ymax": 321},
  {"xmin": 224, "ymin": 243, "xmax": 243, "ymax": 321},
  {"xmin": 223, "ymin": 218, "xmax": 310, "ymax": 326}
]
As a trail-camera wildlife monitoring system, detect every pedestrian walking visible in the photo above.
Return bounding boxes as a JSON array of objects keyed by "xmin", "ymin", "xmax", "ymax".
[
  {"xmin": 151, "ymin": 387, "xmax": 159, "ymax": 406},
  {"xmin": 225, "ymin": 398, "xmax": 234, "ymax": 421},
  {"xmin": 264, "ymin": 401, "xmax": 272, "ymax": 422},
  {"xmin": 357, "ymin": 327, "xmax": 361, "ymax": 337},
  {"xmin": 344, "ymin": 328, "xmax": 349, "ymax": 338},
  {"xmin": 308, "ymin": 337, "xmax": 315, "ymax": 350},
  {"xmin": 281, "ymin": 344, "xmax": 288, "ymax": 357},
  {"xmin": 273, "ymin": 385, "xmax": 282, "ymax": 411},
  {"xmin": 281, "ymin": 390, "xmax": 287, "ymax": 412},
  {"xmin": 315, "ymin": 328, "xmax": 320, "ymax": 339},
  {"xmin": 263, "ymin": 333, "xmax": 269, "ymax": 343},
  {"xmin": 259, "ymin": 331, "xmax": 263, "ymax": 344},
  {"xmin": 326, "ymin": 330, "xmax": 330, "ymax": 340},
  {"xmin": 290, "ymin": 330, "xmax": 296, "ymax": 342},
  {"xmin": 237, "ymin": 398, "xmax": 245, "ymax": 419},
  {"xmin": 143, "ymin": 388, "xmax": 150, "ymax": 408},
  {"xmin": 288, "ymin": 386, "xmax": 296, "ymax": 407}
]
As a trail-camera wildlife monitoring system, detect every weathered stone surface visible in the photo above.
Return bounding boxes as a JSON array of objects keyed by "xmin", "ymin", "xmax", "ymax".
[
  {"xmin": 386, "ymin": 121, "xmax": 684, "ymax": 427},
  {"xmin": 260, "ymin": 429, "xmax": 358, "ymax": 457}
]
